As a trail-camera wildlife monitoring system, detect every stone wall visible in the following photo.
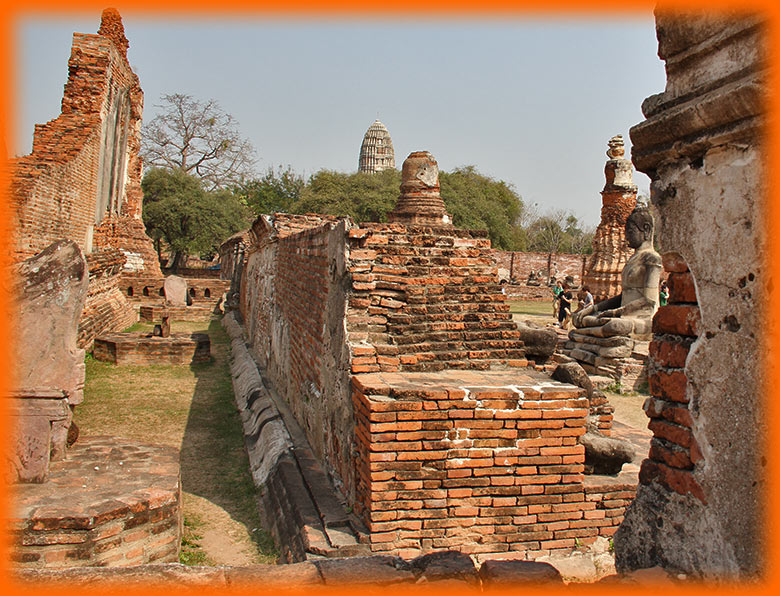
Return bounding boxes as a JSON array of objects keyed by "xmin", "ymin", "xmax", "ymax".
[
  {"xmin": 491, "ymin": 251, "xmax": 586, "ymax": 286},
  {"xmin": 615, "ymin": 13, "xmax": 766, "ymax": 578}
]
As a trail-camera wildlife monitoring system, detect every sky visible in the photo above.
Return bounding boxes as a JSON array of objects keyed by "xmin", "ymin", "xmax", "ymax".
[{"xmin": 11, "ymin": 9, "xmax": 667, "ymax": 227}]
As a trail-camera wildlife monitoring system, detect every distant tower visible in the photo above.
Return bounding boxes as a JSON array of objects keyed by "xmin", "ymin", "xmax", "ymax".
[{"xmin": 358, "ymin": 120, "xmax": 395, "ymax": 173}]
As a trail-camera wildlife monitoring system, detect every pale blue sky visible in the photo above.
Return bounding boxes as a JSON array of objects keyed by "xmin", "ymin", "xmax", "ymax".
[{"xmin": 11, "ymin": 10, "xmax": 667, "ymax": 227}]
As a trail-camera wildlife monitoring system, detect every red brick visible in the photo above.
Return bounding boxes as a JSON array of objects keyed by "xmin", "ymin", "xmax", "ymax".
[
  {"xmin": 648, "ymin": 369, "xmax": 688, "ymax": 403},
  {"xmin": 652, "ymin": 304, "xmax": 701, "ymax": 337}
]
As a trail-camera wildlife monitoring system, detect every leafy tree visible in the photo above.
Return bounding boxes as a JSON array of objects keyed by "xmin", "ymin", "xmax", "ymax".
[
  {"xmin": 439, "ymin": 166, "xmax": 522, "ymax": 250},
  {"xmin": 291, "ymin": 169, "xmax": 401, "ymax": 222},
  {"xmin": 141, "ymin": 94, "xmax": 256, "ymax": 190},
  {"xmin": 142, "ymin": 168, "xmax": 251, "ymax": 271},
  {"xmin": 240, "ymin": 165, "xmax": 305, "ymax": 214}
]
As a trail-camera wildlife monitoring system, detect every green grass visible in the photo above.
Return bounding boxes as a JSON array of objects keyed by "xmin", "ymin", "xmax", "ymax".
[
  {"xmin": 80, "ymin": 318, "xmax": 277, "ymax": 565},
  {"xmin": 507, "ymin": 299, "xmax": 556, "ymax": 316},
  {"xmin": 179, "ymin": 514, "xmax": 211, "ymax": 566}
]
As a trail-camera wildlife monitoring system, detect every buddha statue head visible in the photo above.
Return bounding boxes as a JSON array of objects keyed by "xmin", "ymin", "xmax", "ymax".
[{"xmin": 625, "ymin": 205, "xmax": 654, "ymax": 249}]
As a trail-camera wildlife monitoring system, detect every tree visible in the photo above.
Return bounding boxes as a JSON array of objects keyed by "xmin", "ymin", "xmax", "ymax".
[
  {"xmin": 141, "ymin": 94, "xmax": 256, "ymax": 190},
  {"xmin": 142, "ymin": 168, "xmax": 251, "ymax": 271},
  {"xmin": 439, "ymin": 166, "xmax": 523, "ymax": 250},
  {"xmin": 240, "ymin": 165, "xmax": 305, "ymax": 214},
  {"xmin": 291, "ymin": 169, "xmax": 401, "ymax": 222}
]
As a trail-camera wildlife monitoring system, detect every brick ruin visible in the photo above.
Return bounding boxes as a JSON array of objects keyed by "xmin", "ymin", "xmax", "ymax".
[
  {"xmin": 582, "ymin": 135, "xmax": 637, "ymax": 302},
  {"xmin": 10, "ymin": 9, "xmax": 161, "ymax": 349},
  {"xmin": 237, "ymin": 152, "xmax": 635, "ymax": 559},
  {"xmin": 614, "ymin": 13, "xmax": 766, "ymax": 578},
  {"xmin": 8, "ymin": 10, "xmax": 182, "ymax": 569},
  {"xmin": 9, "ymin": 7, "xmax": 768, "ymax": 582},
  {"xmin": 491, "ymin": 250, "xmax": 586, "ymax": 300}
]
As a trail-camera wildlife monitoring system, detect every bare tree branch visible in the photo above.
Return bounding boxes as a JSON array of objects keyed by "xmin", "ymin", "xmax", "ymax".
[{"xmin": 141, "ymin": 93, "xmax": 257, "ymax": 190}]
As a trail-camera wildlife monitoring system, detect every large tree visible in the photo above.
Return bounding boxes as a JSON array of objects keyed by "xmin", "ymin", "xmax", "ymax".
[
  {"xmin": 142, "ymin": 168, "xmax": 251, "ymax": 271},
  {"xmin": 240, "ymin": 165, "xmax": 305, "ymax": 215},
  {"xmin": 141, "ymin": 94, "xmax": 256, "ymax": 190}
]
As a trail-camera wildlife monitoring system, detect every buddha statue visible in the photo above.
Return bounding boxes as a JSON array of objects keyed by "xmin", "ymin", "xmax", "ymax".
[{"xmin": 571, "ymin": 205, "xmax": 662, "ymax": 339}]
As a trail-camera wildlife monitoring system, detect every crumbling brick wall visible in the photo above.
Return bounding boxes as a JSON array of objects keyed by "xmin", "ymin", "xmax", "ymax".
[
  {"xmin": 615, "ymin": 14, "xmax": 766, "ymax": 578},
  {"xmin": 346, "ymin": 225, "xmax": 526, "ymax": 373},
  {"xmin": 10, "ymin": 10, "xmax": 161, "ymax": 348},
  {"xmin": 78, "ymin": 250, "xmax": 137, "ymax": 349},
  {"xmin": 241, "ymin": 214, "xmax": 354, "ymax": 490},
  {"xmin": 240, "ymin": 209, "xmax": 638, "ymax": 558}
]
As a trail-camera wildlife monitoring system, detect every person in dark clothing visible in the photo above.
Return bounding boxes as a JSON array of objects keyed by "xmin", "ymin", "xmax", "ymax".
[{"xmin": 558, "ymin": 284, "xmax": 573, "ymax": 329}]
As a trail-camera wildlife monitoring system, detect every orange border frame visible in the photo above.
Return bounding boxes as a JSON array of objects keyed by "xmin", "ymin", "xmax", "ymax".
[{"xmin": 0, "ymin": 1, "xmax": 777, "ymax": 596}]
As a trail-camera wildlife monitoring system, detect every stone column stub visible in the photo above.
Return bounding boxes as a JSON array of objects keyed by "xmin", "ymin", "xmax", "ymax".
[{"xmin": 388, "ymin": 151, "xmax": 453, "ymax": 227}]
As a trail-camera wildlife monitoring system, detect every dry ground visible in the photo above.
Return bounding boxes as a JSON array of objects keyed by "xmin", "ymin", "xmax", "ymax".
[{"xmin": 77, "ymin": 318, "xmax": 277, "ymax": 566}]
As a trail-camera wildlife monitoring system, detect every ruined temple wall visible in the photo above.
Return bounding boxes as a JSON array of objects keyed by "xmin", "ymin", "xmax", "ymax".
[
  {"xmin": 241, "ymin": 215, "xmax": 354, "ymax": 496},
  {"xmin": 615, "ymin": 14, "xmax": 766, "ymax": 578},
  {"xmin": 491, "ymin": 251, "xmax": 586, "ymax": 286},
  {"xmin": 11, "ymin": 12, "xmax": 160, "ymax": 352},
  {"xmin": 12, "ymin": 28, "xmax": 155, "ymax": 268},
  {"xmin": 78, "ymin": 250, "xmax": 137, "ymax": 349}
]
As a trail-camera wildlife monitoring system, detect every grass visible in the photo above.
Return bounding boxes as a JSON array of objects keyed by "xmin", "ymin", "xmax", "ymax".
[
  {"xmin": 179, "ymin": 514, "xmax": 210, "ymax": 566},
  {"xmin": 79, "ymin": 318, "xmax": 278, "ymax": 565},
  {"xmin": 507, "ymin": 299, "xmax": 556, "ymax": 317}
]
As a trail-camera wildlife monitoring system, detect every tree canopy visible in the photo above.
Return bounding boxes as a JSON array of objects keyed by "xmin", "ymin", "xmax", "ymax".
[
  {"xmin": 141, "ymin": 94, "xmax": 256, "ymax": 190},
  {"xmin": 142, "ymin": 168, "xmax": 251, "ymax": 270}
]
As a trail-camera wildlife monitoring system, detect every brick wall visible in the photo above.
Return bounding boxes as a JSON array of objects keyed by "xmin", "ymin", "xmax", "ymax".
[
  {"xmin": 240, "ymin": 213, "xmax": 353, "ymax": 495},
  {"xmin": 11, "ymin": 15, "xmax": 158, "ymax": 274},
  {"xmin": 10, "ymin": 437, "xmax": 181, "ymax": 569},
  {"xmin": 346, "ymin": 225, "xmax": 527, "ymax": 373},
  {"xmin": 491, "ymin": 251, "xmax": 587, "ymax": 286},
  {"xmin": 78, "ymin": 249, "xmax": 136, "ymax": 349},
  {"xmin": 122, "ymin": 275, "xmax": 229, "ymax": 309},
  {"xmin": 239, "ymin": 213, "xmax": 638, "ymax": 558},
  {"xmin": 351, "ymin": 371, "xmax": 625, "ymax": 557}
]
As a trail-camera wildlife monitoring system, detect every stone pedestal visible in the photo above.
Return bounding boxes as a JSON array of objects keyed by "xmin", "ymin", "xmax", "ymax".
[{"xmin": 565, "ymin": 331, "xmax": 649, "ymax": 392}]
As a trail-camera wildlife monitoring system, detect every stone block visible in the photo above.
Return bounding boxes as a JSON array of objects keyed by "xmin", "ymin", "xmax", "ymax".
[
  {"xmin": 163, "ymin": 275, "xmax": 187, "ymax": 306},
  {"xmin": 478, "ymin": 559, "xmax": 563, "ymax": 584}
]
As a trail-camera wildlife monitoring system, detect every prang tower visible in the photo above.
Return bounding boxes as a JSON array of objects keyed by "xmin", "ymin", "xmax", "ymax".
[{"xmin": 358, "ymin": 120, "xmax": 395, "ymax": 173}]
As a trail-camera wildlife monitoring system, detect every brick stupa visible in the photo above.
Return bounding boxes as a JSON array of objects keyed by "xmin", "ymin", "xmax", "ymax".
[
  {"xmin": 582, "ymin": 136, "xmax": 638, "ymax": 301},
  {"xmin": 387, "ymin": 151, "xmax": 453, "ymax": 226}
]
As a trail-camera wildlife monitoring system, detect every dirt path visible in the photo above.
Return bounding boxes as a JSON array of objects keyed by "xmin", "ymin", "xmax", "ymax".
[{"xmin": 79, "ymin": 318, "xmax": 276, "ymax": 566}]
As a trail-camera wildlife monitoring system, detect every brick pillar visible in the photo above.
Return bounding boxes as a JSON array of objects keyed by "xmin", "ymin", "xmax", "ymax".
[{"xmin": 640, "ymin": 253, "xmax": 704, "ymax": 502}]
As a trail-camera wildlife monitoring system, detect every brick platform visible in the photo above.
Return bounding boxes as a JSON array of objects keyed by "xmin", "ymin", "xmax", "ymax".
[
  {"xmin": 93, "ymin": 332, "xmax": 210, "ymax": 365},
  {"xmin": 9, "ymin": 436, "xmax": 182, "ymax": 568},
  {"xmin": 139, "ymin": 305, "xmax": 216, "ymax": 323},
  {"xmin": 351, "ymin": 368, "xmax": 630, "ymax": 558}
]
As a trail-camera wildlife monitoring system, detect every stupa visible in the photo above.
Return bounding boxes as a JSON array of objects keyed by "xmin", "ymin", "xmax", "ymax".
[{"xmin": 358, "ymin": 120, "xmax": 395, "ymax": 172}]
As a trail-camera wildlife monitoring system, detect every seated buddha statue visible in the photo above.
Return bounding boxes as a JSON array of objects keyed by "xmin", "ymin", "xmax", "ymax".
[{"xmin": 571, "ymin": 206, "xmax": 662, "ymax": 339}]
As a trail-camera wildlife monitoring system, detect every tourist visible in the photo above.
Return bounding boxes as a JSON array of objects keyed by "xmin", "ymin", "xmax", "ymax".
[
  {"xmin": 558, "ymin": 283, "xmax": 573, "ymax": 329},
  {"xmin": 582, "ymin": 286, "xmax": 594, "ymax": 308},
  {"xmin": 660, "ymin": 280, "xmax": 669, "ymax": 306},
  {"xmin": 552, "ymin": 280, "xmax": 563, "ymax": 318}
]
